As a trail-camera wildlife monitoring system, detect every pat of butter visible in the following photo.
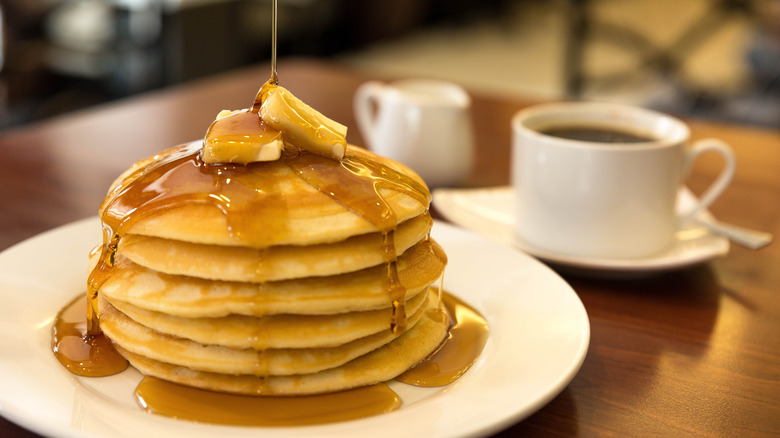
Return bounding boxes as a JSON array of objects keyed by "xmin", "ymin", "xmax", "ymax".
[
  {"xmin": 260, "ymin": 86, "xmax": 347, "ymax": 161},
  {"xmin": 202, "ymin": 109, "xmax": 283, "ymax": 164},
  {"xmin": 201, "ymin": 84, "xmax": 348, "ymax": 164}
]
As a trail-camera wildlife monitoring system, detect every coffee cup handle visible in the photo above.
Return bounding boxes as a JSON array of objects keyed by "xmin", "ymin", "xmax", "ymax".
[
  {"xmin": 353, "ymin": 81, "xmax": 386, "ymax": 149},
  {"xmin": 679, "ymin": 138, "xmax": 736, "ymax": 223}
]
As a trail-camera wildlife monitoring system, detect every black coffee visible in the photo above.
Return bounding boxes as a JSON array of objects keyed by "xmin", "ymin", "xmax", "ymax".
[{"xmin": 540, "ymin": 125, "xmax": 656, "ymax": 143}]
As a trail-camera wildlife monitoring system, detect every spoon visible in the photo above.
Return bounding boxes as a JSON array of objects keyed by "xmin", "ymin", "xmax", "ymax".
[{"xmin": 694, "ymin": 217, "xmax": 773, "ymax": 250}]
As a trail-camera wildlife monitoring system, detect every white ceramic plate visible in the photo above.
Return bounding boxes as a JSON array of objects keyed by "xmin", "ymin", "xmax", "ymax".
[
  {"xmin": 0, "ymin": 218, "xmax": 589, "ymax": 438},
  {"xmin": 433, "ymin": 186, "xmax": 729, "ymax": 276}
]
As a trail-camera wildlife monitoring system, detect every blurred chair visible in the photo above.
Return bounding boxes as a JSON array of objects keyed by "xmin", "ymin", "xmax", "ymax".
[
  {"xmin": 562, "ymin": 0, "xmax": 780, "ymax": 127},
  {"xmin": 564, "ymin": 0, "xmax": 760, "ymax": 96}
]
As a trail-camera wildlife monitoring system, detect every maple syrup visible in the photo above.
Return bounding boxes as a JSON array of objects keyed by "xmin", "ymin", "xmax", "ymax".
[
  {"xmin": 52, "ymin": 295, "xmax": 127, "ymax": 377},
  {"xmin": 135, "ymin": 378, "xmax": 401, "ymax": 426},
  {"xmin": 203, "ymin": 109, "xmax": 282, "ymax": 155},
  {"xmin": 396, "ymin": 291, "xmax": 489, "ymax": 386},
  {"xmin": 285, "ymin": 151, "xmax": 429, "ymax": 333}
]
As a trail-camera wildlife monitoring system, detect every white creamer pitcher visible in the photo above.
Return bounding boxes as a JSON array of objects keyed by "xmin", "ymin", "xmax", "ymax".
[{"xmin": 354, "ymin": 79, "xmax": 474, "ymax": 188}]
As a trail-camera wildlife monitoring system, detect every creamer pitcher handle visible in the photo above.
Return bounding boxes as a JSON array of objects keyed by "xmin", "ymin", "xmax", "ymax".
[{"xmin": 353, "ymin": 81, "xmax": 386, "ymax": 149}]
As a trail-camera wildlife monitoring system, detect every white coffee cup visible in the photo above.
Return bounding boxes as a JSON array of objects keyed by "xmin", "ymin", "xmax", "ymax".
[
  {"xmin": 512, "ymin": 102, "xmax": 736, "ymax": 259},
  {"xmin": 354, "ymin": 79, "xmax": 474, "ymax": 187}
]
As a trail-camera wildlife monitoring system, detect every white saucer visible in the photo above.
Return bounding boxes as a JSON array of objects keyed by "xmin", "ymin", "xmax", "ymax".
[{"xmin": 433, "ymin": 186, "xmax": 729, "ymax": 275}]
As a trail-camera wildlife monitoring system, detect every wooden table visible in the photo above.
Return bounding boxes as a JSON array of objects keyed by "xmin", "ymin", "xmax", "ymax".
[{"xmin": 1, "ymin": 58, "xmax": 778, "ymax": 437}]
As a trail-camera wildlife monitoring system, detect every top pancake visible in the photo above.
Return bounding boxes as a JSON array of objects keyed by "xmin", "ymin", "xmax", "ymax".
[{"xmin": 100, "ymin": 142, "xmax": 430, "ymax": 248}]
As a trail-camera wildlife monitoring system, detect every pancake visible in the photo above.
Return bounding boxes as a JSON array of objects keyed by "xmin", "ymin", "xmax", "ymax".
[
  {"xmin": 104, "ymin": 287, "xmax": 429, "ymax": 349},
  {"xmin": 117, "ymin": 212, "xmax": 432, "ymax": 282},
  {"xmin": 98, "ymin": 289, "xmax": 433, "ymax": 376},
  {"xmin": 95, "ymin": 238, "xmax": 446, "ymax": 317},
  {"xmin": 112, "ymin": 292, "xmax": 450, "ymax": 395},
  {"xmin": 101, "ymin": 143, "xmax": 430, "ymax": 248}
]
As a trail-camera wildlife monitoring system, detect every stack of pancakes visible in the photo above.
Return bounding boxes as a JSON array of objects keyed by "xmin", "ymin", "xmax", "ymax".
[{"xmin": 92, "ymin": 142, "xmax": 450, "ymax": 395}]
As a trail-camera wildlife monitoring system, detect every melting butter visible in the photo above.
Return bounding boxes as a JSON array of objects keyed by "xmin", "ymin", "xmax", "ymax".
[
  {"xmin": 202, "ymin": 109, "xmax": 283, "ymax": 164},
  {"xmin": 203, "ymin": 80, "xmax": 347, "ymax": 165}
]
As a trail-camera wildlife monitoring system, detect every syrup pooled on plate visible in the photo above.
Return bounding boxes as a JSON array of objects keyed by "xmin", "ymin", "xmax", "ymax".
[
  {"xmin": 52, "ymin": 294, "xmax": 128, "ymax": 377},
  {"xmin": 397, "ymin": 291, "xmax": 489, "ymax": 386},
  {"xmin": 135, "ymin": 378, "xmax": 401, "ymax": 426}
]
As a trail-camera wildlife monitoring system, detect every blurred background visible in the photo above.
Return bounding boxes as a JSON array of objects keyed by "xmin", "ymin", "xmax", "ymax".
[{"xmin": 0, "ymin": 0, "xmax": 778, "ymax": 130}]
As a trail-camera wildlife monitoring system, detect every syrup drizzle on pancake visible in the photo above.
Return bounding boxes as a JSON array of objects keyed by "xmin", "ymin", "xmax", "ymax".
[{"xmin": 285, "ymin": 148, "xmax": 430, "ymax": 333}]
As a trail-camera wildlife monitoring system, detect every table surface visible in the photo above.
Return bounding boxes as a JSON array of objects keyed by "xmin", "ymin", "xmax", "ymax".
[{"xmin": 1, "ymin": 58, "xmax": 778, "ymax": 437}]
